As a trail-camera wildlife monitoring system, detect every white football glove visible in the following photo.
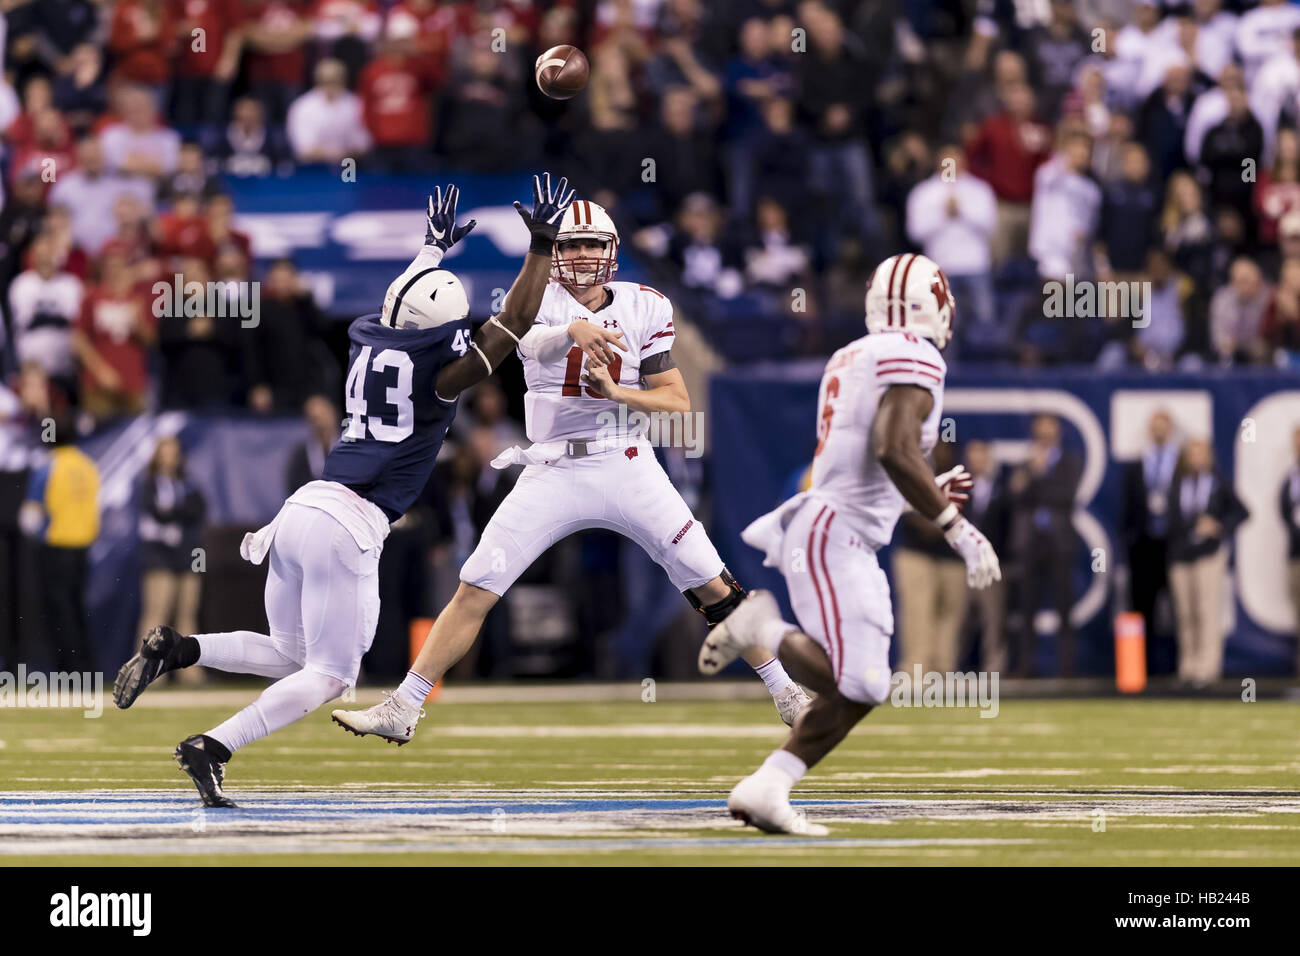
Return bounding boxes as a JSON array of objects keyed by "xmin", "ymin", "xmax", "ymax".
[{"xmin": 942, "ymin": 514, "xmax": 1002, "ymax": 590}]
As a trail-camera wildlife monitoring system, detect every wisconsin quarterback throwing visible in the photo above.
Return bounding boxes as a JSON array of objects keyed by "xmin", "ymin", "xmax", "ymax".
[{"xmin": 333, "ymin": 199, "xmax": 810, "ymax": 744}]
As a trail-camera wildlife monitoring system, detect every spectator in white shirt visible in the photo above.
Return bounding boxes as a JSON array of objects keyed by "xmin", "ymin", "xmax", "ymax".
[
  {"xmin": 48, "ymin": 136, "xmax": 155, "ymax": 255},
  {"xmin": 906, "ymin": 144, "xmax": 997, "ymax": 330},
  {"xmin": 1030, "ymin": 132, "xmax": 1102, "ymax": 280},
  {"xmin": 1237, "ymin": 0, "xmax": 1300, "ymax": 83},
  {"xmin": 1115, "ymin": 1, "xmax": 1166, "ymax": 102},
  {"xmin": 1249, "ymin": 25, "xmax": 1300, "ymax": 163},
  {"xmin": 1151, "ymin": 9, "xmax": 1235, "ymax": 90},
  {"xmin": 6, "ymin": 234, "xmax": 84, "ymax": 399},
  {"xmin": 286, "ymin": 58, "xmax": 372, "ymax": 166},
  {"xmin": 99, "ymin": 85, "xmax": 181, "ymax": 181}
]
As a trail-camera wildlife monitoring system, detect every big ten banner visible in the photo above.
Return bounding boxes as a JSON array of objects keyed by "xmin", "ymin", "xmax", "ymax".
[
  {"xmin": 225, "ymin": 171, "xmax": 648, "ymax": 318},
  {"xmin": 711, "ymin": 365, "xmax": 1300, "ymax": 676}
]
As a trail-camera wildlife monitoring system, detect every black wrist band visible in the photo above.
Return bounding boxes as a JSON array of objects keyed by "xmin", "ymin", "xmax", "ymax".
[{"xmin": 529, "ymin": 233, "xmax": 555, "ymax": 256}]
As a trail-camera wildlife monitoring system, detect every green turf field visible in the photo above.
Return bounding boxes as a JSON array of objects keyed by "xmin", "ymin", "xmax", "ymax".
[{"xmin": 2, "ymin": 687, "xmax": 1298, "ymax": 865}]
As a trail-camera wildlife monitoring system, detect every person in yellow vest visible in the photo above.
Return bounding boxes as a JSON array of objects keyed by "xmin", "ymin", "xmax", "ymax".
[{"xmin": 18, "ymin": 419, "xmax": 100, "ymax": 672}]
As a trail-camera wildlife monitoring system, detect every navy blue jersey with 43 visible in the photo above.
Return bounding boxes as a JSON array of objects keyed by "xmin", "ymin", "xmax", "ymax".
[{"xmin": 322, "ymin": 313, "xmax": 471, "ymax": 521}]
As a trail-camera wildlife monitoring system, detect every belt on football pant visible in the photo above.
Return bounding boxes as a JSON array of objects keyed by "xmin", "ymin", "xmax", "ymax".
[{"xmin": 489, "ymin": 436, "xmax": 639, "ymax": 469}]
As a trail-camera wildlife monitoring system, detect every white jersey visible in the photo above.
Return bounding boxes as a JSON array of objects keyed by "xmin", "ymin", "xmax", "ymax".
[
  {"xmin": 809, "ymin": 330, "xmax": 947, "ymax": 549},
  {"xmin": 521, "ymin": 280, "xmax": 676, "ymax": 443}
]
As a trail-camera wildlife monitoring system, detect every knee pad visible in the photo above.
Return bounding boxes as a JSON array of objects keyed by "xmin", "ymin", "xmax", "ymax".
[
  {"xmin": 685, "ymin": 568, "xmax": 746, "ymax": 626},
  {"xmin": 298, "ymin": 668, "xmax": 350, "ymax": 706}
]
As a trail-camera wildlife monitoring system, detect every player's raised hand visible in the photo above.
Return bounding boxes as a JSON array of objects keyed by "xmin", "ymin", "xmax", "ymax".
[
  {"xmin": 569, "ymin": 319, "xmax": 627, "ymax": 364},
  {"xmin": 425, "ymin": 184, "xmax": 477, "ymax": 253},
  {"xmin": 935, "ymin": 464, "xmax": 972, "ymax": 509},
  {"xmin": 514, "ymin": 172, "xmax": 576, "ymax": 250}
]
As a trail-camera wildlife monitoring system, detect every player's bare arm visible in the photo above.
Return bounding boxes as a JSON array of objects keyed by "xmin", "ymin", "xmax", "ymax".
[
  {"xmin": 873, "ymin": 384, "xmax": 948, "ymax": 519},
  {"xmin": 436, "ymin": 172, "xmax": 575, "ymax": 398},
  {"xmin": 582, "ymin": 363, "xmax": 690, "ymax": 416}
]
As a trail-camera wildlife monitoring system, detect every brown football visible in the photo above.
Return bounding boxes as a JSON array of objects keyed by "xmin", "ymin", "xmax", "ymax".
[{"xmin": 535, "ymin": 44, "xmax": 589, "ymax": 100}]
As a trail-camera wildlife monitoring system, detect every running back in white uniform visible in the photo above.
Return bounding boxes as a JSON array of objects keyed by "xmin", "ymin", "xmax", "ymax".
[
  {"xmin": 740, "ymin": 329, "xmax": 947, "ymax": 705},
  {"xmin": 810, "ymin": 330, "xmax": 947, "ymax": 548},
  {"xmin": 523, "ymin": 280, "xmax": 676, "ymax": 442},
  {"xmin": 460, "ymin": 280, "xmax": 724, "ymax": 596}
]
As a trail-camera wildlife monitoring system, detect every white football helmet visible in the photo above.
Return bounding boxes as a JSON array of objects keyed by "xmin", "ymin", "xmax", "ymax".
[
  {"xmin": 552, "ymin": 199, "xmax": 619, "ymax": 287},
  {"xmin": 380, "ymin": 267, "xmax": 469, "ymax": 330},
  {"xmin": 864, "ymin": 253, "xmax": 955, "ymax": 349}
]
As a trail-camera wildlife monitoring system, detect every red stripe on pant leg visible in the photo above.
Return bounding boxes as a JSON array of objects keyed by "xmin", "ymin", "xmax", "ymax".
[
  {"xmin": 805, "ymin": 505, "xmax": 835, "ymax": 678},
  {"xmin": 817, "ymin": 510, "xmax": 845, "ymax": 683}
]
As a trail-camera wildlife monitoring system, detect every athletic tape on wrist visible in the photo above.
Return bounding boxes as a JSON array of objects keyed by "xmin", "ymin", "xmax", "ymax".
[{"xmin": 934, "ymin": 503, "xmax": 960, "ymax": 532}]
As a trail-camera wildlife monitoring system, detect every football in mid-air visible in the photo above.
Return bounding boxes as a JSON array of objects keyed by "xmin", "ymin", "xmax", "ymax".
[{"xmin": 535, "ymin": 44, "xmax": 589, "ymax": 100}]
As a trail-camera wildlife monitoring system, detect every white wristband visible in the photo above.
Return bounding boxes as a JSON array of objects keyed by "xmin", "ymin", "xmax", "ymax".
[
  {"xmin": 470, "ymin": 341, "xmax": 493, "ymax": 375},
  {"xmin": 933, "ymin": 503, "xmax": 960, "ymax": 531}
]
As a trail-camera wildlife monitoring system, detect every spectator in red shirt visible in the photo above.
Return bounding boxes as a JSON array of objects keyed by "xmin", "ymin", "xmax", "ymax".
[
  {"xmin": 71, "ymin": 245, "xmax": 158, "ymax": 420},
  {"xmin": 5, "ymin": 75, "xmax": 59, "ymax": 152},
  {"xmin": 240, "ymin": 0, "xmax": 313, "ymax": 124},
  {"xmin": 1262, "ymin": 256, "xmax": 1300, "ymax": 360},
  {"xmin": 104, "ymin": 193, "xmax": 164, "ymax": 285},
  {"xmin": 358, "ymin": 21, "xmax": 432, "ymax": 171},
  {"xmin": 387, "ymin": 0, "xmax": 464, "ymax": 88},
  {"xmin": 158, "ymin": 193, "xmax": 216, "ymax": 265},
  {"xmin": 7, "ymin": 108, "xmax": 76, "ymax": 197},
  {"xmin": 169, "ymin": 0, "xmax": 245, "ymax": 137},
  {"xmin": 1255, "ymin": 128, "xmax": 1300, "ymax": 249},
  {"xmin": 109, "ymin": 0, "xmax": 178, "ymax": 95},
  {"xmin": 965, "ymin": 81, "xmax": 1053, "ymax": 263}
]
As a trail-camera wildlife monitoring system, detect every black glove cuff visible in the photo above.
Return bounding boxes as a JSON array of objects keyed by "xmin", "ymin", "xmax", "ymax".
[{"xmin": 529, "ymin": 232, "xmax": 556, "ymax": 256}]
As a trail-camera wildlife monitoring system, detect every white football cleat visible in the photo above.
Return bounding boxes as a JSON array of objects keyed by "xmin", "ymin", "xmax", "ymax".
[
  {"xmin": 728, "ymin": 771, "xmax": 829, "ymax": 836},
  {"xmin": 331, "ymin": 693, "xmax": 424, "ymax": 746},
  {"xmin": 774, "ymin": 684, "xmax": 812, "ymax": 727},
  {"xmin": 698, "ymin": 589, "xmax": 784, "ymax": 675}
]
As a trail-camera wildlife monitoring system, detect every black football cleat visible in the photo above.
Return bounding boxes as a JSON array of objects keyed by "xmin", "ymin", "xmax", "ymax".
[
  {"xmin": 175, "ymin": 735, "xmax": 237, "ymax": 808},
  {"xmin": 114, "ymin": 625, "xmax": 183, "ymax": 709}
]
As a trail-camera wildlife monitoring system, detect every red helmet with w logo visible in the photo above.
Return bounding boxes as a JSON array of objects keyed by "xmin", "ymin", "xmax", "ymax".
[{"xmin": 864, "ymin": 253, "xmax": 955, "ymax": 349}]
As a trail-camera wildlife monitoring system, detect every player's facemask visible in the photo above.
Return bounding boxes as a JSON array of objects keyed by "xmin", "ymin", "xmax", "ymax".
[{"xmin": 551, "ymin": 235, "xmax": 619, "ymax": 288}]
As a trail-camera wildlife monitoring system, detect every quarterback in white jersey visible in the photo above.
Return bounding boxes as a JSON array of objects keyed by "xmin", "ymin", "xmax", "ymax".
[
  {"xmin": 697, "ymin": 252, "xmax": 1002, "ymax": 835},
  {"xmin": 333, "ymin": 198, "xmax": 811, "ymax": 744}
]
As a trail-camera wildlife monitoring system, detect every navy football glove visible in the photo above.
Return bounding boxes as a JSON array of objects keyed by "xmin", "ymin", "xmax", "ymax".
[
  {"xmin": 514, "ymin": 172, "xmax": 576, "ymax": 254},
  {"xmin": 425, "ymin": 184, "xmax": 476, "ymax": 253}
]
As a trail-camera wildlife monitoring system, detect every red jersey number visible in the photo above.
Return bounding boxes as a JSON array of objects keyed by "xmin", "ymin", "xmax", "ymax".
[
  {"xmin": 814, "ymin": 375, "xmax": 840, "ymax": 456},
  {"xmin": 562, "ymin": 346, "xmax": 622, "ymax": 398}
]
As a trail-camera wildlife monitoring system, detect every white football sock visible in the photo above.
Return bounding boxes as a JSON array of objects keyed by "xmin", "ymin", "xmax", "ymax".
[
  {"xmin": 207, "ymin": 668, "xmax": 347, "ymax": 755},
  {"xmin": 757, "ymin": 616, "xmax": 797, "ymax": 655},
  {"xmin": 761, "ymin": 748, "xmax": 808, "ymax": 787},
  {"xmin": 754, "ymin": 656, "xmax": 795, "ymax": 694},
  {"xmin": 195, "ymin": 631, "xmax": 300, "ymax": 678},
  {"xmin": 395, "ymin": 670, "xmax": 434, "ymax": 709}
]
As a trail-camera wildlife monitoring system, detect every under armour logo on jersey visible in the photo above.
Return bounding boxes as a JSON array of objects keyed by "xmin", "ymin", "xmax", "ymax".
[
  {"xmin": 625, "ymin": 446, "xmax": 638, "ymax": 460},
  {"xmin": 603, "ymin": 319, "xmax": 619, "ymax": 329}
]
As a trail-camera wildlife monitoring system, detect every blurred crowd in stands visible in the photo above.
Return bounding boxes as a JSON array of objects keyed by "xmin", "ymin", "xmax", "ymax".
[{"xmin": 6, "ymin": 0, "xmax": 1300, "ymax": 408}]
